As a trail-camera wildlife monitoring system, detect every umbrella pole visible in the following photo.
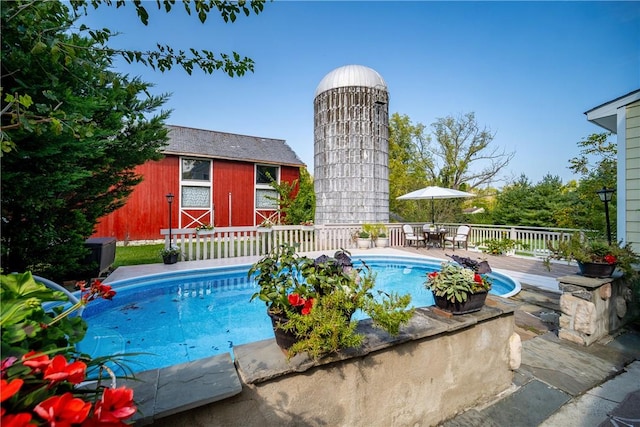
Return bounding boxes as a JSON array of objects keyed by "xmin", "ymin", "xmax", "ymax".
[{"xmin": 431, "ymin": 198, "xmax": 435, "ymax": 225}]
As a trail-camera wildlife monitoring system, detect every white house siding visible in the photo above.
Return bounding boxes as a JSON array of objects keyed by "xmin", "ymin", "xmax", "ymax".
[{"xmin": 626, "ymin": 101, "xmax": 640, "ymax": 253}]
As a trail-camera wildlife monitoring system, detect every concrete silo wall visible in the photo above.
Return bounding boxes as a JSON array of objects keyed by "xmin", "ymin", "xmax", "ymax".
[{"xmin": 314, "ymin": 86, "xmax": 389, "ymax": 225}]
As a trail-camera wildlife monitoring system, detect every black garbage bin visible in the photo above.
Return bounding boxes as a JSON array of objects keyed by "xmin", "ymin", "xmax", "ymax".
[{"xmin": 82, "ymin": 237, "xmax": 116, "ymax": 277}]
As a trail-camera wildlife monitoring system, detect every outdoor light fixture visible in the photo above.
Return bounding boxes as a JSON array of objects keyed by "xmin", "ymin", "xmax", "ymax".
[
  {"xmin": 596, "ymin": 186, "xmax": 615, "ymax": 245},
  {"xmin": 166, "ymin": 193, "xmax": 174, "ymax": 246}
]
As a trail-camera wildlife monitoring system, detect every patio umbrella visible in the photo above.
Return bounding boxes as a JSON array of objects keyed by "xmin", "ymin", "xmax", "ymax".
[{"xmin": 396, "ymin": 186, "xmax": 474, "ymax": 224}]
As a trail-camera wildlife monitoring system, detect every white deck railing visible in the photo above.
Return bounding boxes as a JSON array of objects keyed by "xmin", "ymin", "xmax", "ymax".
[{"xmin": 160, "ymin": 223, "xmax": 581, "ymax": 262}]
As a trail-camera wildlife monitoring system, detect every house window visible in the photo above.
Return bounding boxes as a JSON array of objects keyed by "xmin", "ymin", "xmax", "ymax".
[
  {"xmin": 181, "ymin": 158, "xmax": 211, "ymax": 208},
  {"xmin": 256, "ymin": 165, "xmax": 279, "ymax": 209}
]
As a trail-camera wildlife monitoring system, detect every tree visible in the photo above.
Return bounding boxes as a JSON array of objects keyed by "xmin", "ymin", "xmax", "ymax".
[
  {"xmin": 429, "ymin": 113, "xmax": 514, "ymax": 190},
  {"xmin": 268, "ymin": 167, "xmax": 316, "ymax": 225},
  {"xmin": 389, "ymin": 112, "xmax": 512, "ymax": 223},
  {"xmin": 1, "ymin": 1, "xmax": 264, "ymax": 280},
  {"xmin": 1, "ymin": 0, "xmax": 265, "ymax": 153},
  {"xmin": 492, "ymin": 174, "xmax": 570, "ymax": 227},
  {"xmin": 565, "ymin": 133, "xmax": 617, "ymax": 238},
  {"xmin": 492, "ymin": 175, "xmax": 533, "ymax": 225},
  {"xmin": 388, "ymin": 113, "xmax": 433, "ymax": 222}
]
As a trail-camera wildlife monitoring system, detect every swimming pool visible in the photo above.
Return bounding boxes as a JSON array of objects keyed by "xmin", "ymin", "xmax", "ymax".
[{"xmin": 78, "ymin": 255, "xmax": 520, "ymax": 373}]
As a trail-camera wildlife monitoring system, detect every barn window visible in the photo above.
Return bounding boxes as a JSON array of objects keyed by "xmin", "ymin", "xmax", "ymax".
[
  {"xmin": 182, "ymin": 159, "xmax": 210, "ymax": 181},
  {"xmin": 181, "ymin": 158, "xmax": 211, "ymax": 208},
  {"xmin": 255, "ymin": 165, "xmax": 279, "ymax": 209}
]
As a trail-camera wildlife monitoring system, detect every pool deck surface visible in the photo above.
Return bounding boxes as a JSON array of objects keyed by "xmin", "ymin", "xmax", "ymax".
[{"xmin": 106, "ymin": 247, "xmax": 640, "ymax": 426}]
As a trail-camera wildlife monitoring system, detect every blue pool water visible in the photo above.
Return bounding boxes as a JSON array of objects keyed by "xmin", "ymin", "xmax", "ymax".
[{"xmin": 78, "ymin": 256, "xmax": 519, "ymax": 373}]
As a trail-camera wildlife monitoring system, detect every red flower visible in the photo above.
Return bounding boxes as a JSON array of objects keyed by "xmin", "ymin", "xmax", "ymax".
[
  {"xmin": 22, "ymin": 351, "xmax": 50, "ymax": 373},
  {"xmin": 43, "ymin": 355, "xmax": 87, "ymax": 385},
  {"xmin": 0, "ymin": 408, "xmax": 33, "ymax": 427},
  {"xmin": 91, "ymin": 387, "xmax": 136, "ymax": 423},
  {"xmin": 34, "ymin": 392, "xmax": 91, "ymax": 426},
  {"xmin": 0, "ymin": 379, "xmax": 23, "ymax": 402},
  {"xmin": 288, "ymin": 293, "xmax": 306, "ymax": 307},
  {"xmin": 1, "ymin": 357, "xmax": 17, "ymax": 377},
  {"xmin": 604, "ymin": 254, "xmax": 617, "ymax": 264},
  {"xmin": 301, "ymin": 298, "xmax": 314, "ymax": 315},
  {"xmin": 81, "ymin": 280, "xmax": 116, "ymax": 303},
  {"xmin": 473, "ymin": 274, "xmax": 483, "ymax": 284},
  {"xmin": 428, "ymin": 272, "xmax": 438, "ymax": 279}
]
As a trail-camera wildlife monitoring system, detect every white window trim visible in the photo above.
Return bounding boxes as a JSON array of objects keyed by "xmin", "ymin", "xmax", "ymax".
[
  {"xmin": 179, "ymin": 157, "xmax": 213, "ymax": 228},
  {"xmin": 255, "ymin": 164, "xmax": 280, "ymax": 211}
]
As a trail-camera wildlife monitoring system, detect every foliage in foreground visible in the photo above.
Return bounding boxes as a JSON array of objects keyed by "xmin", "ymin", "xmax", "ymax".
[{"xmin": 1, "ymin": 272, "xmax": 137, "ymax": 426}]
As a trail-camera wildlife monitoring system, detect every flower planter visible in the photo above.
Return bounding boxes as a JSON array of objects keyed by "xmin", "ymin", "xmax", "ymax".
[
  {"xmin": 162, "ymin": 253, "xmax": 179, "ymax": 265},
  {"xmin": 577, "ymin": 261, "xmax": 616, "ymax": 278},
  {"xmin": 374, "ymin": 238, "xmax": 389, "ymax": 248},
  {"xmin": 268, "ymin": 311, "xmax": 299, "ymax": 351},
  {"xmin": 356, "ymin": 238, "xmax": 371, "ymax": 249},
  {"xmin": 434, "ymin": 291, "xmax": 488, "ymax": 315},
  {"xmin": 257, "ymin": 227, "xmax": 273, "ymax": 233}
]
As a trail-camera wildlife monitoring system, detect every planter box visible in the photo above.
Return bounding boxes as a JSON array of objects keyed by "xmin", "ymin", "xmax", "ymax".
[
  {"xmin": 577, "ymin": 261, "xmax": 616, "ymax": 278},
  {"xmin": 434, "ymin": 291, "xmax": 488, "ymax": 315},
  {"xmin": 356, "ymin": 238, "xmax": 371, "ymax": 249},
  {"xmin": 162, "ymin": 253, "xmax": 179, "ymax": 264}
]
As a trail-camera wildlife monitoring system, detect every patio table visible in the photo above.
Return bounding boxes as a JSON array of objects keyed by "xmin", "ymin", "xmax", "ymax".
[{"xmin": 424, "ymin": 230, "xmax": 447, "ymax": 248}]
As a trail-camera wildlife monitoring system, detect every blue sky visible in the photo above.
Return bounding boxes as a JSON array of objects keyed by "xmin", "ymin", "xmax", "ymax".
[{"xmin": 79, "ymin": 1, "xmax": 639, "ymax": 187}]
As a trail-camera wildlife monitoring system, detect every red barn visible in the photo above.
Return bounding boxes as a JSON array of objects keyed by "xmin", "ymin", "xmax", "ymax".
[{"xmin": 92, "ymin": 125, "xmax": 305, "ymax": 242}]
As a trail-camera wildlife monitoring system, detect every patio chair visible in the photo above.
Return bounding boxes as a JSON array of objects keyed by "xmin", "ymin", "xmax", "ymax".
[
  {"xmin": 443, "ymin": 225, "xmax": 471, "ymax": 251},
  {"xmin": 402, "ymin": 224, "xmax": 426, "ymax": 247}
]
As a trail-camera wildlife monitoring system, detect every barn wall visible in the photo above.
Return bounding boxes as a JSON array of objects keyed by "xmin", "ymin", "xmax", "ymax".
[
  {"xmin": 213, "ymin": 160, "xmax": 255, "ymax": 227},
  {"xmin": 93, "ymin": 157, "xmax": 179, "ymax": 242},
  {"xmin": 92, "ymin": 157, "xmax": 302, "ymax": 241}
]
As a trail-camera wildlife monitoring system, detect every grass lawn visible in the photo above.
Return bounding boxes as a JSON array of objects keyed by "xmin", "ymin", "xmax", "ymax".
[{"xmin": 114, "ymin": 244, "xmax": 164, "ymax": 267}]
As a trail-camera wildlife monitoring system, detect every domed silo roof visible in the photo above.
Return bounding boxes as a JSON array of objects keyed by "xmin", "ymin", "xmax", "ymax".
[{"xmin": 314, "ymin": 65, "xmax": 387, "ymax": 98}]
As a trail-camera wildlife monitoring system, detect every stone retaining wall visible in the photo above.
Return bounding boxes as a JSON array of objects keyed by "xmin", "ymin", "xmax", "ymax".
[
  {"xmin": 558, "ymin": 274, "xmax": 639, "ymax": 345},
  {"xmin": 144, "ymin": 298, "xmax": 517, "ymax": 426}
]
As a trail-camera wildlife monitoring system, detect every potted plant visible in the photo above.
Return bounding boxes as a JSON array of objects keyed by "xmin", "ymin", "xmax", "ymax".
[
  {"xmin": 545, "ymin": 233, "xmax": 639, "ymax": 279},
  {"xmin": 482, "ymin": 237, "xmax": 518, "ymax": 256},
  {"xmin": 194, "ymin": 223, "xmax": 214, "ymax": 234},
  {"xmin": 366, "ymin": 223, "xmax": 389, "ymax": 248},
  {"xmin": 160, "ymin": 245, "xmax": 181, "ymax": 264},
  {"xmin": 248, "ymin": 244, "xmax": 414, "ymax": 359},
  {"xmin": 300, "ymin": 220, "xmax": 314, "ymax": 230},
  {"xmin": 425, "ymin": 261, "xmax": 492, "ymax": 315},
  {"xmin": 356, "ymin": 229, "xmax": 371, "ymax": 249},
  {"xmin": 257, "ymin": 219, "xmax": 274, "ymax": 233}
]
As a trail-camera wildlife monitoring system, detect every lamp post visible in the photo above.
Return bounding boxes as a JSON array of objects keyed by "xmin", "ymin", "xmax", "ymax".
[
  {"xmin": 596, "ymin": 186, "xmax": 615, "ymax": 245},
  {"xmin": 166, "ymin": 193, "xmax": 174, "ymax": 247}
]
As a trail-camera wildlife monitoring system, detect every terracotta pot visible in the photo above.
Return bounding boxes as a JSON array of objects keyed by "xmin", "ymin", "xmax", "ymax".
[
  {"xmin": 434, "ymin": 291, "xmax": 488, "ymax": 315},
  {"xmin": 268, "ymin": 311, "xmax": 299, "ymax": 350},
  {"xmin": 577, "ymin": 261, "xmax": 616, "ymax": 278}
]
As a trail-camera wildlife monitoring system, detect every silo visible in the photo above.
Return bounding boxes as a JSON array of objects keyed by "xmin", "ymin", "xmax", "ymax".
[{"xmin": 314, "ymin": 65, "xmax": 389, "ymax": 225}]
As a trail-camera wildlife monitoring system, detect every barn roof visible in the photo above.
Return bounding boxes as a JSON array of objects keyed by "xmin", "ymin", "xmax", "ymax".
[{"xmin": 163, "ymin": 125, "xmax": 305, "ymax": 168}]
